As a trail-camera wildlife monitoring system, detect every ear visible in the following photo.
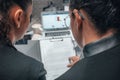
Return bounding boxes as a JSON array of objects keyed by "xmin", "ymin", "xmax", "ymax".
[
  {"xmin": 14, "ymin": 9, "xmax": 23, "ymax": 28},
  {"xmin": 73, "ymin": 9, "xmax": 83, "ymax": 30}
]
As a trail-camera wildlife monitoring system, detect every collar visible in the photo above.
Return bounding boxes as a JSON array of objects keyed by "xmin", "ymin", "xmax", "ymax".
[
  {"xmin": 0, "ymin": 40, "xmax": 17, "ymax": 51},
  {"xmin": 83, "ymin": 34, "xmax": 120, "ymax": 57}
]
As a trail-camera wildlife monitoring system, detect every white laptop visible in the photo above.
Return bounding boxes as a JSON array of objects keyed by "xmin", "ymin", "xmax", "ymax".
[{"xmin": 41, "ymin": 11, "xmax": 71, "ymax": 38}]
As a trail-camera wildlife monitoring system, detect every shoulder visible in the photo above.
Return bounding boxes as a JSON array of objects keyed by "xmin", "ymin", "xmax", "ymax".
[
  {"xmin": 0, "ymin": 45, "xmax": 46, "ymax": 80},
  {"xmin": 14, "ymin": 49, "xmax": 47, "ymax": 80},
  {"xmin": 15, "ymin": 49, "xmax": 47, "ymax": 80},
  {"xmin": 14, "ymin": 48, "xmax": 46, "ymax": 71},
  {"xmin": 56, "ymin": 44, "xmax": 120, "ymax": 80}
]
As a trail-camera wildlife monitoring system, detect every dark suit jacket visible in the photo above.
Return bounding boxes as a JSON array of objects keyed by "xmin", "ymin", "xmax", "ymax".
[
  {"xmin": 56, "ymin": 44, "xmax": 120, "ymax": 80},
  {"xmin": 0, "ymin": 44, "xmax": 46, "ymax": 80}
]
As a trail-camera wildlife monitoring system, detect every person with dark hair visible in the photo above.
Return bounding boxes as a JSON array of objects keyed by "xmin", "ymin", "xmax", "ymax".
[
  {"xmin": 56, "ymin": 0, "xmax": 120, "ymax": 80},
  {"xmin": 0, "ymin": 0, "xmax": 46, "ymax": 80}
]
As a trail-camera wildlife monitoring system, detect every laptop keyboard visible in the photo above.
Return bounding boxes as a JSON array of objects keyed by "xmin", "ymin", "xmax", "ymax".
[{"xmin": 45, "ymin": 31, "xmax": 70, "ymax": 37}]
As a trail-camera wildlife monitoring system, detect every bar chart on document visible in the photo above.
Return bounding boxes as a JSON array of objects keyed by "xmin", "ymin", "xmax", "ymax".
[{"xmin": 40, "ymin": 37, "xmax": 76, "ymax": 80}]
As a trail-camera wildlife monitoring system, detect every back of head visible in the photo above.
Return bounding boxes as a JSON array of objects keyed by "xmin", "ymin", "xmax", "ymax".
[
  {"xmin": 0, "ymin": 0, "xmax": 32, "ymax": 44},
  {"xmin": 70, "ymin": 0, "xmax": 120, "ymax": 35}
]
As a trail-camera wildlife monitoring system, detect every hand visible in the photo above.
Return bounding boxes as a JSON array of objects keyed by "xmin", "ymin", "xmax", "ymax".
[{"xmin": 67, "ymin": 56, "xmax": 80, "ymax": 68}]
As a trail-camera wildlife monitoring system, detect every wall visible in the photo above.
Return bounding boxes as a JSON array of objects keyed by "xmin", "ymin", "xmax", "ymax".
[{"xmin": 32, "ymin": 0, "xmax": 63, "ymax": 24}]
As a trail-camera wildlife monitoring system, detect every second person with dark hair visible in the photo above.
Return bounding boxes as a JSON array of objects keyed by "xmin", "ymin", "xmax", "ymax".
[{"xmin": 56, "ymin": 0, "xmax": 120, "ymax": 80}]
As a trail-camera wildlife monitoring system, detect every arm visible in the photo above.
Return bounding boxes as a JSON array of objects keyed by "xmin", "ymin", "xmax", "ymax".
[
  {"xmin": 38, "ymin": 74, "xmax": 46, "ymax": 80},
  {"xmin": 37, "ymin": 63, "xmax": 47, "ymax": 80},
  {"xmin": 29, "ymin": 60, "xmax": 47, "ymax": 80}
]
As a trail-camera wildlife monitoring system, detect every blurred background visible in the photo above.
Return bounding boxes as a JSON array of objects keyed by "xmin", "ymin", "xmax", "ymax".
[{"xmin": 29, "ymin": 0, "xmax": 69, "ymax": 31}]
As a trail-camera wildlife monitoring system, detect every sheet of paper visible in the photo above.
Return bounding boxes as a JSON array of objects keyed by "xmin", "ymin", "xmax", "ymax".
[{"xmin": 40, "ymin": 37, "xmax": 75, "ymax": 80}]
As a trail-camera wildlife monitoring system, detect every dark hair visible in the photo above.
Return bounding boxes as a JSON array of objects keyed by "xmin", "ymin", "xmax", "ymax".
[
  {"xmin": 0, "ymin": 0, "xmax": 32, "ymax": 44},
  {"xmin": 70, "ymin": 0, "xmax": 120, "ymax": 35}
]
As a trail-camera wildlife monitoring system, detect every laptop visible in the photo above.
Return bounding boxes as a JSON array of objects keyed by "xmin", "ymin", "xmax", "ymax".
[{"xmin": 41, "ymin": 11, "xmax": 71, "ymax": 37}]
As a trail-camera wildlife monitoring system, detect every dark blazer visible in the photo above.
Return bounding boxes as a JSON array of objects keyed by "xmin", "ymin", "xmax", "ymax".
[
  {"xmin": 56, "ymin": 44, "xmax": 120, "ymax": 80},
  {"xmin": 0, "ymin": 44, "xmax": 46, "ymax": 80}
]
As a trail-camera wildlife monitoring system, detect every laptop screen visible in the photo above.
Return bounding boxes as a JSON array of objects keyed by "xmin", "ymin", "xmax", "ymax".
[{"xmin": 41, "ymin": 11, "xmax": 70, "ymax": 31}]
